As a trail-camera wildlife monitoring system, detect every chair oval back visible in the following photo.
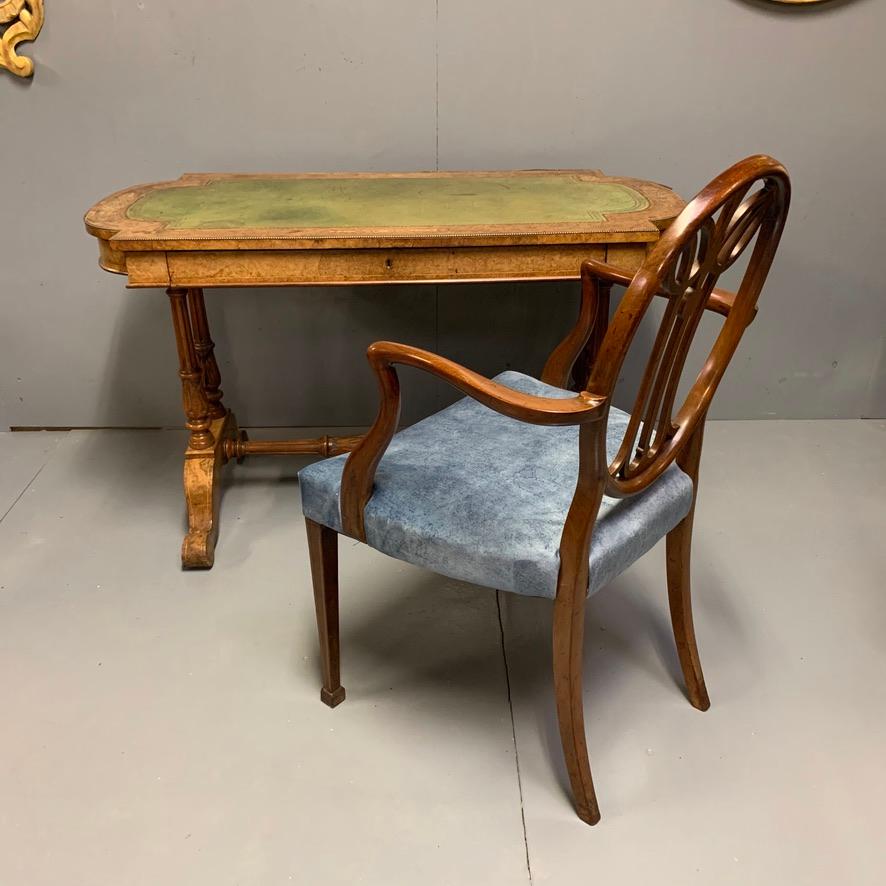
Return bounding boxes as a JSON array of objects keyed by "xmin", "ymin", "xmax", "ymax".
[{"xmin": 588, "ymin": 155, "xmax": 791, "ymax": 497}]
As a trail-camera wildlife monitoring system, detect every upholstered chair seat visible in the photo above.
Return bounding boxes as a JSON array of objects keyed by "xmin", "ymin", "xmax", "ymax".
[{"xmin": 300, "ymin": 371, "xmax": 694, "ymax": 600}]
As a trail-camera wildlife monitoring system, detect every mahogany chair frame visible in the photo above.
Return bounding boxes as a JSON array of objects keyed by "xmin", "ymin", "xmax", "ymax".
[{"xmin": 304, "ymin": 155, "xmax": 791, "ymax": 824}]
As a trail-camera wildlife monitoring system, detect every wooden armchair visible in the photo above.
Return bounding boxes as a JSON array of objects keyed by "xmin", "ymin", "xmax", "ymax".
[{"xmin": 298, "ymin": 155, "xmax": 791, "ymax": 824}]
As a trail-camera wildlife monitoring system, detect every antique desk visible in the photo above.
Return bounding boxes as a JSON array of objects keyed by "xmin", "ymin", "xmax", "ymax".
[{"xmin": 84, "ymin": 170, "xmax": 684, "ymax": 568}]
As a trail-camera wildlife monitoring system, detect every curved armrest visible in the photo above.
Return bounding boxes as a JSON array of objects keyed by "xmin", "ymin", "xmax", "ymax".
[
  {"xmin": 580, "ymin": 259, "xmax": 750, "ymax": 322},
  {"xmin": 370, "ymin": 342, "xmax": 605, "ymax": 425},
  {"xmin": 340, "ymin": 341, "xmax": 606, "ymax": 540}
]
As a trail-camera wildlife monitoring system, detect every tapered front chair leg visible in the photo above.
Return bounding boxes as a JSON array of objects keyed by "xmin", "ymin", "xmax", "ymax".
[
  {"xmin": 665, "ymin": 512, "xmax": 710, "ymax": 711},
  {"xmin": 305, "ymin": 518, "xmax": 346, "ymax": 708},
  {"xmin": 552, "ymin": 592, "xmax": 601, "ymax": 825}
]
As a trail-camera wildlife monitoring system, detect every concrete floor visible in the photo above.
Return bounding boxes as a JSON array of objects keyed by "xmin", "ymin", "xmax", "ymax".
[{"xmin": 0, "ymin": 421, "xmax": 884, "ymax": 885}]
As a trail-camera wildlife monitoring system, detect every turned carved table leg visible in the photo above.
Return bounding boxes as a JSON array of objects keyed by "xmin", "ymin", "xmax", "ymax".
[
  {"xmin": 167, "ymin": 287, "xmax": 241, "ymax": 569},
  {"xmin": 187, "ymin": 287, "xmax": 226, "ymax": 420}
]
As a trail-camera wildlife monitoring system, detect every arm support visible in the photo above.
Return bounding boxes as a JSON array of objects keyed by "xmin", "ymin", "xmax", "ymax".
[
  {"xmin": 541, "ymin": 262, "xmax": 610, "ymax": 389},
  {"xmin": 340, "ymin": 341, "xmax": 606, "ymax": 540}
]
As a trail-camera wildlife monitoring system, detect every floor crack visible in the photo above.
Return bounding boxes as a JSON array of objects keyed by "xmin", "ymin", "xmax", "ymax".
[
  {"xmin": 496, "ymin": 591, "xmax": 533, "ymax": 884},
  {"xmin": 0, "ymin": 459, "xmax": 50, "ymax": 526}
]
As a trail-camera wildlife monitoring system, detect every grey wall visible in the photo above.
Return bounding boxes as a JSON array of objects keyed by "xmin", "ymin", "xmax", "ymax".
[{"xmin": 1, "ymin": 0, "xmax": 883, "ymax": 430}]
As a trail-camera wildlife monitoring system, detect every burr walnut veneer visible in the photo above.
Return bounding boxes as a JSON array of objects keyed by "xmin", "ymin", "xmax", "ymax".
[{"xmin": 84, "ymin": 170, "xmax": 684, "ymax": 568}]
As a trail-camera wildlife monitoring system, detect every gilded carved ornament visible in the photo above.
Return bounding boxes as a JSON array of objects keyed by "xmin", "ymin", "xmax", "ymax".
[{"xmin": 0, "ymin": 0, "xmax": 43, "ymax": 78}]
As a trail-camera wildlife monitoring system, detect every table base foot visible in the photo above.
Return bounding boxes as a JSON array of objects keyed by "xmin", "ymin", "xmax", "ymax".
[
  {"xmin": 181, "ymin": 411, "xmax": 241, "ymax": 569},
  {"xmin": 178, "ymin": 413, "xmax": 359, "ymax": 569}
]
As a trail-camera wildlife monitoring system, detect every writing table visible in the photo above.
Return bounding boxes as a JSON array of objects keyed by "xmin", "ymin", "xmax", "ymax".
[{"xmin": 85, "ymin": 170, "xmax": 684, "ymax": 567}]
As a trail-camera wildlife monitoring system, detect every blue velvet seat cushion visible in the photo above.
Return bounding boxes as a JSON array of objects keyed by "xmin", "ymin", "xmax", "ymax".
[{"xmin": 299, "ymin": 371, "xmax": 694, "ymax": 600}]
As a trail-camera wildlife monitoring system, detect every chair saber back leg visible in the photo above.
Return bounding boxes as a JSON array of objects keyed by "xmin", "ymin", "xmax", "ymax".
[
  {"xmin": 553, "ymin": 585, "xmax": 601, "ymax": 824},
  {"xmin": 551, "ymin": 421, "xmax": 609, "ymax": 823},
  {"xmin": 665, "ymin": 419, "xmax": 711, "ymax": 711}
]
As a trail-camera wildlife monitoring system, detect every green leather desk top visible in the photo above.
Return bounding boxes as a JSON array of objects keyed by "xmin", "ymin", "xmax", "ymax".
[
  {"xmin": 125, "ymin": 174, "xmax": 649, "ymax": 230},
  {"xmin": 85, "ymin": 170, "xmax": 684, "ymax": 248}
]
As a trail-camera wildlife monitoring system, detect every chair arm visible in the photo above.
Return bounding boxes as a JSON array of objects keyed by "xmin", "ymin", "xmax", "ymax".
[
  {"xmin": 370, "ymin": 342, "xmax": 605, "ymax": 425},
  {"xmin": 580, "ymin": 259, "xmax": 751, "ymax": 322},
  {"xmin": 580, "ymin": 259, "xmax": 634, "ymax": 288},
  {"xmin": 340, "ymin": 341, "xmax": 606, "ymax": 540}
]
